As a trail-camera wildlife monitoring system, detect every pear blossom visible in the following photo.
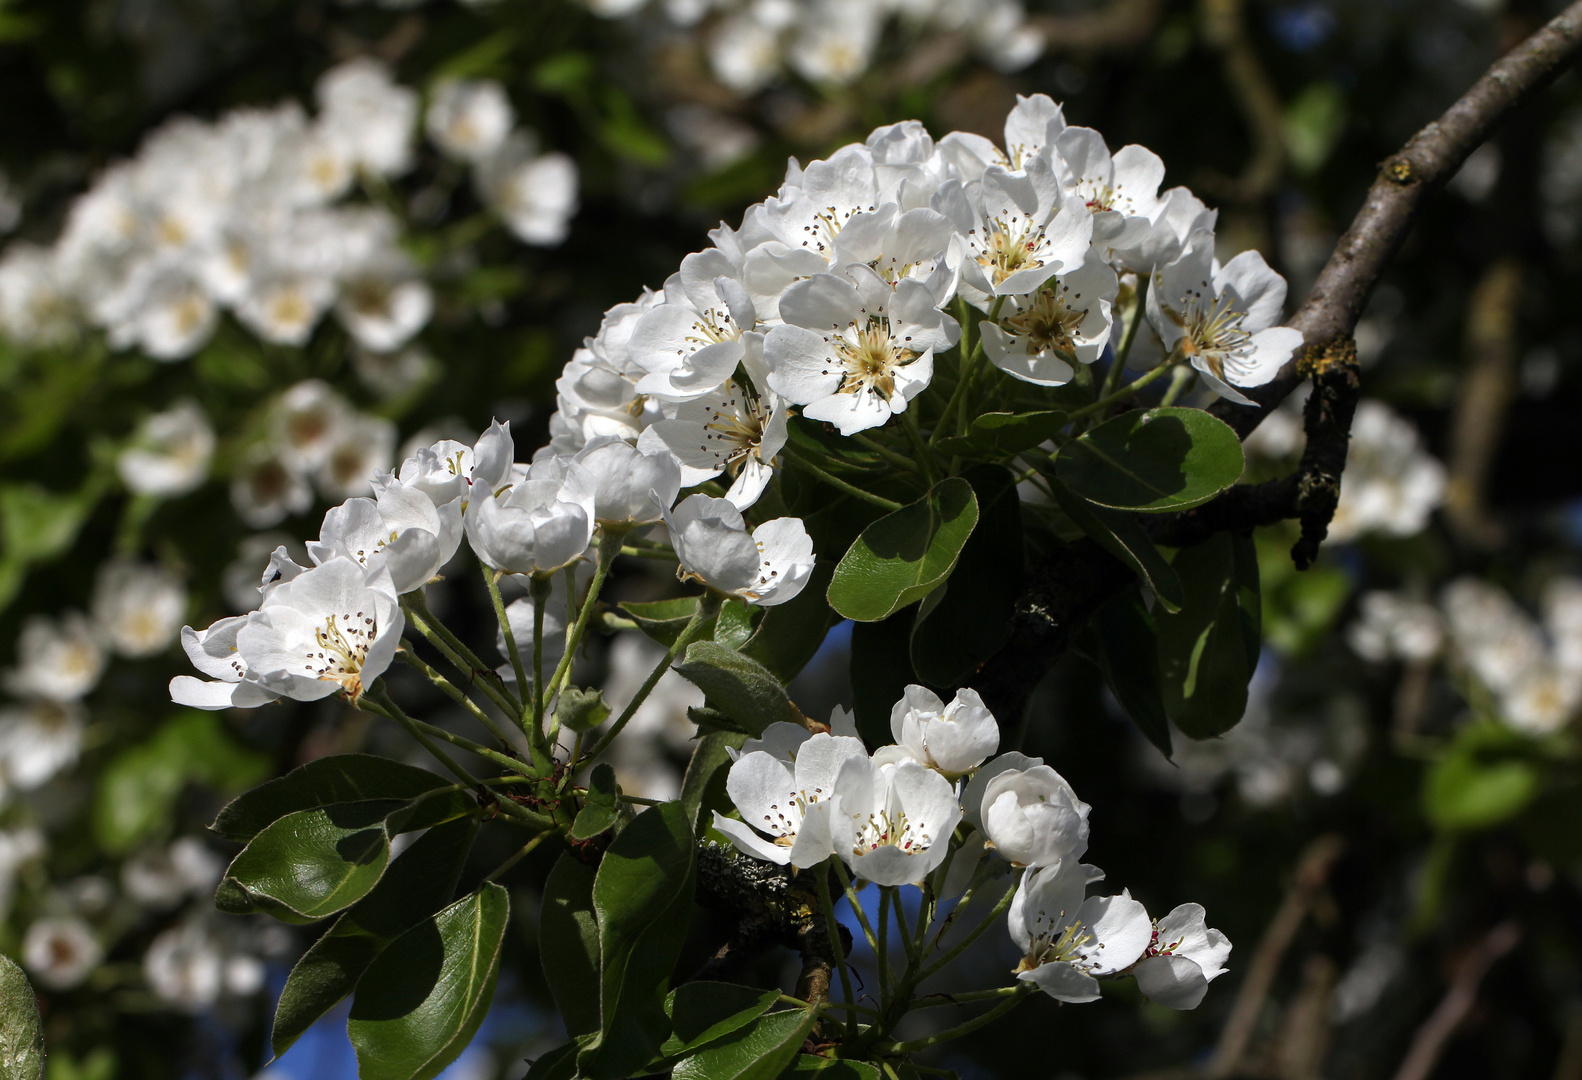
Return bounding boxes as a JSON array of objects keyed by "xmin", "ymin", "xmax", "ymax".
[
  {"xmin": 334, "ymin": 252, "xmax": 433, "ymax": 352},
  {"xmin": 474, "ymin": 132, "xmax": 579, "ymax": 246},
  {"xmin": 399, "ymin": 421, "xmax": 515, "ymax": 511},
  {"xmin": 1326, "ymin": 401, "xmax": 1445, "ymax": 542},
  {"xmin": 353, "ymin": 344, "xmax": 436, "ymax": 399},
  {"xmin": 466, "ymin": 454, "xmax": 597, "ymax": 576},
  {"xmin": 1132, "ymin": 903, "xmax": 1232, "ymax": 1009},
  {"xmin": 1050, "ymin": 127, "xmax": 1171, "ymax": 270},
  {"xmin": 765, "ymin": 266, "xmax": 957, "ymax": 436},
  {"xmin": 736, "ymin": 706, "xmax": 863, "ymax": 763},
  {"xmin": 572, "ymin": 435, "xmax": 682, "ymax": 528},
  {"xmin": 23, "ymin": 916, "xmax": 102, "ymax": 991},
  {"xmin": 1347, "ymin": 591, "xmax": 1444, "ymax": 664},
  {"xmin": 271, "ymin": 380, "xmax": 349, "ymax": 471},
  {"xmin": 426, "ymin": 78, "xmax": 515, "ymax": 163},
  {"xmin": 91, "ymin": 559, "xmax": 187, "ymax": 657},
  {"xmin": 144, "ymin": 915, "xmax": 266, "ymax": 1012},
  {"xmin": 232, "ymin": 446, "xmax": 313, "ymax": 528},
  {"xmin": 315, "ymin": 412, "xmax": 398, "ymax": 500},
  {"xmin": 308, "ymin": 487, "xmax": 460, "ymax": 596},
  {"xmin": 0, "ymin": 700, "xmax": 85, "ymax": 791},
  {"xmin": 980, "ymin": 249, "xmax": 1118, "ymax": 386},
  {"xmin": 941, "ymin": 157, "xmax": 1093, "ymax": 299},
  {"xmin": 939, "ymin": 93, "xmax": 1067, "ymax": 181},
  {"xmin": 117, "ymin": 399, "xmax": 215, "ymax": 497},
  {"xmin": 232, "ymin": 557, "xmax": 402, "ymax": 702},
  {"xmin": 630, "ymin": 251, "xmax": 762, "ymax": 400},
  {"xmin": 712, "ymin": 732, "xmax": 869, "ymax": 868},
  {"xmin": 1146, "ymin": 233, "xmax": 1304, "ymax": 405},
  {"xmin": 830, "ymin": 756, "xmax": 963, "ymax": 886},
  {"xmin": 169, "ymin": 614, "xmax": 283, "ymax": 711},
  {"xmin": 122, "ymin": 838, "xmax": 224, "ymax": 910},
  {"xmin": 1010, "ymin": 859, "xmax": 1152, "ymax": 1003},
  {"xmin": 883, "ymin": 685, "xmax": 999, "ymax": 779},
  {"xmin": 315, "ymin": 58, "xmax": 418, "ymax": 178},
  {"xmin": 663, "ymin": 494, "xmax": 814, "ymax": 607},
  {"xmin": 235, "ymin": 273, "xmax": 336, "ymax": 345},
  {"xmin": 977, "ymin": 761, "xmax": 1091, "ymax": 867},
  {"xmin": 4, "ymin": 612, "xmax": 104, "ymax": 702}
]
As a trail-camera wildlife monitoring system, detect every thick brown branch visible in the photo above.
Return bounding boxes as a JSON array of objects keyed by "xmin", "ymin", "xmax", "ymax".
[{"xmin": 1210, "ymin": 0, "xmax": 1582, "ymax": 441}]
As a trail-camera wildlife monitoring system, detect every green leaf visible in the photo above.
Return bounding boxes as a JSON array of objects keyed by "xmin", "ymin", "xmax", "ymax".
[
  {"xmin": 220, "ymin": 802, "xmax": 396, "ymax": 923},
  {"xmin": 1256, "ymin": 531, "xmax": 1351, "ymax": 656},
  {"xmin": 97, "ymin": 711, "xmax": 269, "ymax": 854},
  {"xmin": 571, "ymin": 764, "xmax": 621, "ymax": 840},
  {"xmin": 621, "ymin": 597, "xmax": 716, "ymax": 649},
  {"xmin": 1156, "ymin": 533, "xmax": 1261, "ymax": 739},
  {"xmin": 935, "ymin": 410, "xmax": 1067, "ymax": 458},
  {"xmin": 580, "ymin": 803, "xmax": 697, "ymax": 1080},
  {"xmin": 786, "ymin": 1056, "xmax": 883, "ymax": 1080},
  {"xmin": 348, "ymin": 885, "xmax": 510, "ymax": 1080},
  {"xmin": 739, "ymin": 561, "xmax": 838, "ymax": 684},
  {"xmin": 1092, "ymin": 592, "xmax": 1172, "ymax": 760},
  {"xmin": 523, "ymin": 1042, "xmax": 581, "ymax": 1080},
  {"xmin": 556, "ymin": 687, "xmax": 611, "ymax": 735},
  {"xmin": 910, "ymin": 465, "xmax": 1023, "ymax": 686},
  {"xmin": 212, "ymin": 754, "xmax": 451, "ymax": 843},
  {"xmin": 713, "ymin": 599, "xmax": 760, "ymax": 650},
  {"xmin": 674, "ymin": 641, "xmax": 793, "ymax": 737},
  {"xmin": 828, "ymin": 477, "xmax": 979, "ymax": 622},
  {"xmin": 540, "ymin": 854, "xmax": 603, "ymax": 1038},
  {"xmin": 272, "ymin": 818, "xmax": 478, "ymax": 1057},
  {"xmin": 0, "ymin": 953, "xmax": 43, "ymax": 1080},
  {"xmin": 1285, "ymin": 81, "xmax": 1347, "ymax": 175},
  {"xmin": 1424, "ymin": 724, "xmax": 1543, "ymax": 831},
  {"xmin": 1050, "ymin": 481, "xmax": 1183, "ymax": 613},
  {"xmin": 0, "ymin": 481, "xmax": 98, "ymax": 564},
  {"xmin": 680, "ymin": 732, "xmax": 745, "ymax": 834},
  {"xmin": 850, "ymin": 611, "xmax": 918, "ymax": 748},
  {"xmin": 662, "ymin": 982, "xmax": 780, "ymax": 1057},
  {"xmin": 1055, "ymin": 407, "xmax": 1244, "ymax": 513},
  {"xmin": 671, "ymin": 1006, "xmax": 819, "ymax": 1080}
]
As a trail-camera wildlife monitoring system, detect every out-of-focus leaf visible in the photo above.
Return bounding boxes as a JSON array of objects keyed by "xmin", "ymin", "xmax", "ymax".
[
  {"xmin": 828, "ymin": 478, "xmax": 979, "ymax": 622},
  {"xmin": 0, "ymin": 953, "xmax": 43, "ymax": 1080},
  {"xmin": 212, "ymin": 754, "xmax": 452, "ymax": 843},
  {"xmin": 220, "ymin": 802, "xmax": 396, "ymax": 923},
  {"xmin": 571, "ymin": 764, "xmax": 620, "ymax": 840},
  {"xmin": 1156, "ymin": 533, "xmax": 1261, "ymax": 739},
  {"xmin": 675, "ymin": 641, "xmax": 792, "ymax": 736},
  {"xmin": 348, "ymin": 885, "xmax": 510, "ymax": 1080},
  {"xmin": 0, "ymin": 481, "xmax": 99, "ymax": 565},
  {"xmin": 671, "ymin": 1006, "xmax": 818, "ymax": 1080},
  {"xmin": 1256, "ymin": 531, "xmax": 1351, "ymax": 656},
  {"xmin": 1424, "ymin": 724, "xmax": 1543, "ymax": 831},
  {"xmin": 541, "ymin": 854, "xmax": 602, "ymax": 1038},
  {"xmin": 1056, "ymin": 407, "xmax": 1244, "ymax": 513},
  {"xmin": 1285, "ymin": 82, "xmax": 1347, "ymax": 174},
  {"xmin": 935, "ymin": 410, "xmax": 1067, "ymax": 458}
]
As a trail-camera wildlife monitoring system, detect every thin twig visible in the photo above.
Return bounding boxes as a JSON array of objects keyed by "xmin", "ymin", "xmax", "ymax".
[{"xmin": 1391, "ymin": 921, "xmax": 1522, "ymax": 1080}]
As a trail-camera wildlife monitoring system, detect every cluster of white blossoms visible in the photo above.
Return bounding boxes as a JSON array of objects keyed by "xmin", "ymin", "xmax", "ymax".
[
  {"xmin": 1348, "ymin": 577, "xmax": 1582, "ymax": 735},
  {"xmin": 583, "ymin": 0, "xmax": 1043, "ymax": 93},
  {"xmin": 715, "ymin": 687, "xmax": 1231, "ymax": 1009},
  {"xmin": 0, "ymin": 561, "xmax": 186, "ymax": 804},
  {"xmin": 0, "ymin": 59, "xmax": 576, "ymax": 358},
  {"xmin": 545, "ymin": 94, "xmax": 1299, "ymax": 474},
  {"xmin": 1248, "ymin": 398, "xmax": 1446, "ymax": 542}
]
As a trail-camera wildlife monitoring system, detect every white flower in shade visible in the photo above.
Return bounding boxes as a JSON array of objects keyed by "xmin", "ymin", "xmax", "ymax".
[
  {"xmin": 144, "ymin": 919, "xmax": 226, "ymax": 1011},
  {"xmin": 0, "ymin": 700, "xmax": 85, "ymax": 790},
  {"xmin": 426, "ymin": 78, "xmax": 515, "ymax": 163},
  {"xmin": 317, "ymin": 58, "xmax": 418, "ymax": 178},
  {"xmin": 1441, "ymin": 578, "xmax": 1546, "ymax": 698},
  {"xmin": 232, "ymin": 446, "xmax": 314, "ymax": 529},
  {"xmin": 271, "ymin": 380, "xmax": 349, "ymax": 471},
  {"xmin": 1327, "ymin": 401, "xmax": 1445, "ymax": 542},
  {"xmin": 23, "ymin": 916, "xmax": 102, "ymax": 991},
  {"xmin": 0, "ymin": 242, "xmax": 78, "ymax": 347},
  {"xmin": 980, "ymin": 249, "xmax": 1118, "ymax": 386},
  {"xmin": 169, "ymin": 614, "xmax": 283, "ymax": 711},
  {"xmin": 398, "ymin": 421, "xmax": 515, "ymax": 512},
  {"xmin": 1132, "ymin": 903, "xmax": 1232, "ymax": 1009},
  {"xmin": 572, "ymin": 436, "xmax": 682, "ymax": 528},
  {"xmin": 830, "ymin": 756, "xmax": 963, "ymax": 886},
  {"xmin": 315, "ymin": 412, "xmax": 398, "ymax": 500},
  {"xmin": 976, "ymin": 760, "xmax": 1090, "ymax": 867},
  {"xmin": 235, "ymin": 274, "xmax": 336, "ymax": 346},
  {"xmin": 4, "ymin": 613, "xmax": 104, "ymax": 702},
  {"xmin": 712, "ymin": 732, "xmax": 868, "ymax": 869},
  {"xmin": 497, "ymin": 583, "xmax": 571, "ymax": 685},
  {"xmin": 1050, "ymin": 127, "xmax": 1168, "ymax": 269},
  {"xmin": 883, "ymin": 685, "xmax": 999, "ymax": 779},
  {"xmin": 309, "ymin": 487, "xmax": 460, "ymax": 596},
  {"xmin": 1501, "ymin": 662, "xmax": 1582, "ymax": 735},
  {"xmin": 1010, "ymin": 859, "xmax": 1152, "ymax": 1003},
  {"xmin": 663, "ymin": 494, "xmax": 814, "ymax": 607},
  {"xmin": 765, "ymin": 266, "xmax": 957, "ymax": 436},
  {"xmin": 736, "ymin": 706, "xmax": 863, "ymax": 762},
  {"xmin": 353, "ymin": 344, "xmax": 436, "ymax": 399},
  {"xmin": 122, "ymin": 838, "xmax": 224, "ymax": 910},
  {"xmin": 1347, "ymin": 591, "xmax": 1444, "ymax": 664},
  {"xmin": 638, "ymin": 354, "xmax": 787, "ymax": 510},
  {"xmin": 939, "ymin": 156, "xmax": 1093, "ymax": 298},
  {"xmin": 231, "ymin": 557, "xmax": 401, "ymax": 703},
  {"xmin": 939, "ymin": 93, "xmax": 1067, "ymax": 181},
  {"xmin": 786, "ymin": 0, "xmax": 880, "ymax": 85},
  {"xmin": 466, "ymin": 454, "xmax": 597, "ymax": 576},
  {"xmin": 1146, "ymin": 232, "xmax": 1304, "ymax": 405},
  {"xmin": 474, "ymin": 132, "xmax": 579, "ymax": 246},
  {"xmin": 132, "ymin": 273, "xmax": 217, "ymax": 360},
  {"xmin": 91, "ymin": 559, "xmax": 186, "ymax": 657},
  {"xmin": 335, "ymin": 253, "xmax": 433, "ymax": 353},
  {"xmin": 117, "ymin": 400, "xmax": 215, "ymax": 498},
  {"xmin": 1546, "ymin": 578, "xmax": 1582, "ymax": 676},
  {"xmin": 631, "ymin": 251, "xmax": 760, "ymax": 401}
]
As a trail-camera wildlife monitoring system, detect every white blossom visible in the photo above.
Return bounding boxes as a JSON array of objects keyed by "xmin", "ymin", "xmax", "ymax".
[
  {"xmin": 427, "ymin": 78, "xmax": 516, "ymax": 164},
  {"xmin": 122, "ymin": 838, "xmax": 224, "ymax": 910},
  {"xmin": 882, "ymin": 684, "xmax": 999, "ymax": 779},
  {"xmin": 1327, "ymin": 401, "xmax": 1445, "ymax": 542},
  {"xmin": 92, "ymin": 559, "xmax": 186, "ymax": 657},
  {"xmin": 572, "ymin": 436, "xmax": 682, "ymax": 528},
  {"xmin": 976, "ymin": 759, "xmax": 1090, "ymax": 868},
  {"xmin": 980, "ymin": 249, "xmax": 1118, "ymax": 386},
  {"xmin": 1347, "ymin": 591, "xmax": 1443, "ymax": 664},
  {"xmin": 713, "ymin": 732, "xmax": 869, "ymax": 868},
  {"xmin": 1009, "ymin": 859, "xmax": 1151, "ymax": 1003},
  {"xmin": 4, "ymin": 612, "xmax": 104, "ymax": 702},
  {"xmin": 474, "ymin": 132, "xmax": 579, "ymax": 246},
  {"xmin": 466, "ymin": 454, "xmax": 597, "ymax": 576},
  {"xmin": 663, "ymin": 494, "xmax": 814, "ymax": 606},
  {"xmin": 830, "ymin": 756, "xmax": 963, "ymax": 886},
  {"xmin": 0, "ymin": 700, "xmax": 85, "ymax": 792},
  {"xmin": 170, "ymin": 614, "xmax": 282, "ymax": 711},
  {"xmin": 117, "ymin": 399, "xmax": 215, "ymax": 497},
  {"xmin": 23, "ymin": 916, "xmax": 103, "ymax": 991},
  {"xmin": 1132, "ymin": 903, "xmax": 1232, "ymax": 1010}
]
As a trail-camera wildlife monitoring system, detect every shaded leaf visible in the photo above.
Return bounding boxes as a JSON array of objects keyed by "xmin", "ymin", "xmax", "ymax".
[
  {"xmin": 0, "ymin": 953, "xmax": 43, "ymax": 1080},
  {"xmin": 571, "ymin": 764, "xmax": 621, "ymax": 840},
  {"xmin": 850, "ymin": 611, "xmax": 917, "ymax": 749},
  {"xmin": 1156, "ymin": 533, "xmax": 1261, "ymax": 739},
  {"xmin": 675, "ymin": 642, "xmax": 793, "ymax": 737},
  {"xmin": 212, "ymin": 755, "xmax": 451, "ymax": 843},
  {"xmin": 662, "ymin": 982, "xmax": 780, "ymax": 1057},
  {"xmin": 739, "ymin": 560, "xmax": 838, "ymax": 683},
  {"xmin": 786, "ymin": 1056, "xmax": 883, "ymax": 1080},
  {"xmin": 828, "ymin": 477, "xmax": 979, "ymax": 622},
  {"xmin": 220, "ymin": 802, "xmax": 397, "ymax": 923},
  {"xmin": 671, "ymin": 1006, "xmax": 819, "ymax": 1080},
  {"xmin": 1092, "ymin": 592, "xmax": 1172, "ymax": 760},
  {"xmin": 935, "ymin": 410, "xmax": 1067, "ymax": 458},
  {"xmin": 621, "ymin": 597, "xmax": 716, "ymax": 649},
  {"xmin": 540, "ymin": 855, "xmax": 602, "ymax": 1038},
  {"xmin": 1056, "ymin": 407, "xmax": 1244, "ymax": 513},
  {"xmin": 523, "ymin": 1042, "xmax": 580, "ymax": 1080},
  {"xmin": 1050, "ymin": 481, "xmax": 1183, "ymax": 613},
  {"xmin": 1425, "ymin": 724, "xmax": 1543, "ymax": 831},
  {"xmin": 680, "ymin": 731, "xmax": 745, "ymax": 834}
]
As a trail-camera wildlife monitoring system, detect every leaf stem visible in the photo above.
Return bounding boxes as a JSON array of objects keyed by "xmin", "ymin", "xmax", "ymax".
[
  {"xmin": 401, "ymin": 591, "xmax": 521, "ymax": 718},
  {"xmin": 484, "ymin": 827, "xmax": 557, "ymax": 882},
  {"xmin": 900, "ymin": 408, "xmax": 940, "ymax": 487},
  {"xmin": 919, "ymin": 872, "xmax": 1018, "ymax": 982},
  {"xmin": 482, "ymin": 565, "xmax": 531, "ymax": 728},
  {"xmin": 817, "ymin": 861, "xmax": 859, "ymax": 1037},
  {"xmin": 831, "ymin": 859, "xmax": 881, "ymax": 958},
  {"xmin": 396, "ymin": 649, "xmax": 526, "ymax": 765},
  {"xmin": 547, "ymin": 529, "xmax": 623, "ymax": 703},
  {"xmin": 853, "ymin": 432, "xmax": 925, "ymax": 474},
  {"xmin": 530, "ymin": 573, "xmax": 553, "ymax": 749},
  {"xmin": 1064, "ymin": 358, "xmax": 1181, "ymax": 426},
  {"xmin": 1100, "ymin": 273, "xmax": 1150, "ymax": 405},
  {"xmin": 880, "ymin": 985, "xmax": 1033, "ymax": 1052},
  {"xmin": 784, "ymin": 446, "xmax": 905, "ymax": 512}
]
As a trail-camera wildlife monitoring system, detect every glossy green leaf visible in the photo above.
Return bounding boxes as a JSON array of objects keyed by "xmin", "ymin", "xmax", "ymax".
[
  {"xmin": 661, "ymin": 982, "xmax": 780, "ymax": 1057},
  {"xmin": 540, "ymin": 854, "xmax": 602, "ymax": 1038},
  {"xmin": 740, "ymin": 561, "xmax": 838, "ymax": 683},
  {"xmin": 220, "ymin": 802, "xmax": 397, "ymax": 923},
  {"xmin": 580, "ymin": 803, "xmax": 697, "ymax": 1079},
  {"xmin": 212, "ymin": 754, "xmax": 451, "ymax": 843},
  {"xmin": 850, "ymin": 611, "xmax": 918, "ymax": 748},
  {"xmin": 675, "ymin": 641, "xmax": 793, "ymax": 737},
  {"xmin": 523, "ymin": 1042, "xmax": 580, "ymax": 1080},
  {"xmin": 1055, "ymin": 407, "xmax": 1244, "ymax": 513},
  {"xmin": 0, "ymin": 953, "xmax": 43, "ymax": 1080},
  {"xmin": 1092, "ymin": 592, "xmax": 1172, "ymax": 760},
  {"xmin": 680, "ymin": 731, "xmax": 744, "ymax": 834},
  {"xmin": 828, "ymin": 477, "xmax": 979, "ymax": 622},
  {"xmin": 571, "ymin": 764, "xmax": 621, "ymax": 840},
  {"xmin": 272, "ymin": 818, "xmax": 478, "ymax": 1057},
  {"xmin": 935, "ymin": 410, "xmax": 1067, "ymax": 458},
  {"xmin": 1051, "ymin": 481, "xmax": 1183, "ymax": 613},
  {"xmin": 348, "ymin": 885, "xmax": 510, "ymax": 1080},
  {"xmin": 556, "ymin": 687, "xmax": 611, "ymax": 735},
  {"xmin": 1156, "ymin": 533, "xmax": 1261, "ymax": 739},
  {"xmin": 911, "ymin": 465, "xmax": 1022, "ymax": 686},
  {"xmin": 786, "ymin": 1056, "xmax": 882, "ymax": 1080},
  {"xmin": 713, "ymin": 599, "xmax": 760, "ymax": 650},
  {"xmin": 1425, "ymin": 725, "xmax": 1543, "ymax": 831},
  {"xmin": 620, "ymin": 597, "xmax": 716, "ymax": 649},
  {"xmin": 671, "ymin": 1006, "xmax": 818, "ymax": 1080}
]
